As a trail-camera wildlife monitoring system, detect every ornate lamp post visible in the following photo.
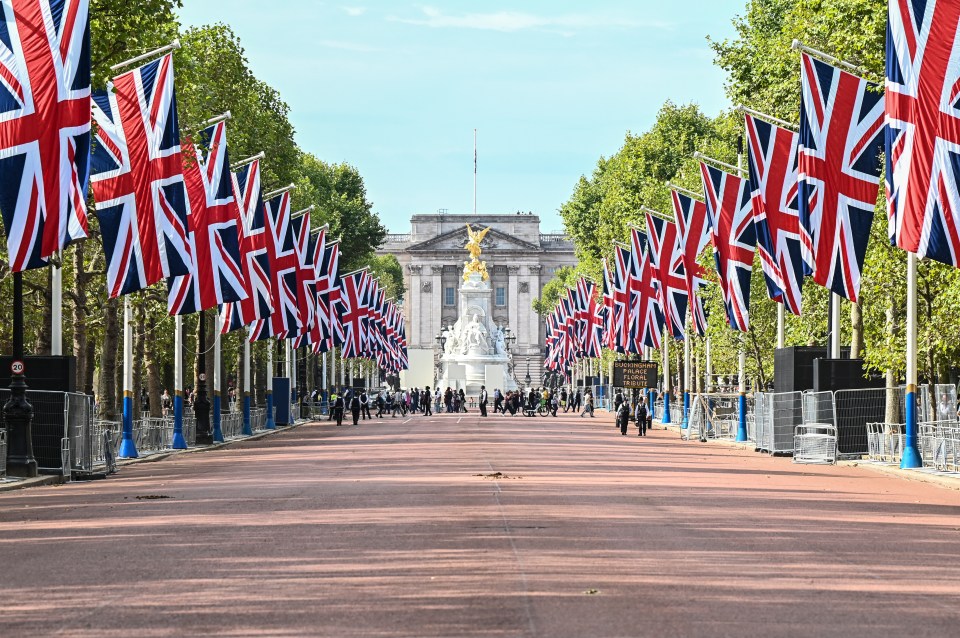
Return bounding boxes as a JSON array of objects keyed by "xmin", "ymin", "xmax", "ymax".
[
  {"xmin": 524, "ymin": 362, "xmax": 531, "ymax": 390},
  {"xmin": 435, "ymin": 331, "xmax": 447, "ymax": 385},
  {"xmin": 194, "ymin": 309, "xmax": 212, "ymax": 445},
  {"xmin": 4, "ymin": 272, "xmax": 36, "ymax": 477}
]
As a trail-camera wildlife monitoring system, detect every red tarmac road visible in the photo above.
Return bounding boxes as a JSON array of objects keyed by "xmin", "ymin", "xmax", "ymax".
[{"xmin": 1, "ymin": 410, "xmax": 959, "ymax": 637}]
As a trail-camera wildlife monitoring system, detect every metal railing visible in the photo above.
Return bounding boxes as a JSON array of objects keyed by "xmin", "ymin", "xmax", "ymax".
[
  {"xmin": 794, "ymin": 424, "xmax": 838, "ymax": 464},
  {"xmin": 220, "ymin": 411, "xmax": 244, "ymax": 439},
  {"xmin": 0, "ymin": 429, "xmax": 6, "ymax": 478},
  {"xmin": 755, "ymin": 391, "xmax": 803, "ymax": 454},
  {"xmin": 250, "ymin": 408, "xmax": 267, "ymax": 432}
]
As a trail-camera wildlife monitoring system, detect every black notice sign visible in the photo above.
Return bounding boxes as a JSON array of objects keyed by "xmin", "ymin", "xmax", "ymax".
[{"xmin": 613, "ymin": 361, "xmax": 658, "ymax": 389}]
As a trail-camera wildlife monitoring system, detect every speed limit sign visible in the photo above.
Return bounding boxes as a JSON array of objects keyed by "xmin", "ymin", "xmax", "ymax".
[
  {"xmin": 10, "ymin": 360, "xmax": 24, "ymax": 375},
  {"xmin": 199, "ymin": 373, "xmax": 207, "ymax": 381}
]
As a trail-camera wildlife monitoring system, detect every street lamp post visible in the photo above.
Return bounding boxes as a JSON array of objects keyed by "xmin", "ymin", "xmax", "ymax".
[
  {"xmin": 4, "ymin": 272, "xmax": 36, "ymax": 477},
  {"xmin": 435, "ymin": 331, "xmax": 447, "ymax": 386},
  {"xmin": 195, "ymin": 309, "xmax": 212, "ymax": 445}
]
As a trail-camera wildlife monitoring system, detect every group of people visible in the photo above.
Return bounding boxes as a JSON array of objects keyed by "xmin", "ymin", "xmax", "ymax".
[{"xmin": 613, "ymin": 390, "xmax": 653, "ymax": 437}]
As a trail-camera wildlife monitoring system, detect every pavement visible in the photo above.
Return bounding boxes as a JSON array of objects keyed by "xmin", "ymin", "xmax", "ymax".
[{"xmin": 1, "ymin": 410, "xmax": 959, "ymax": 637}]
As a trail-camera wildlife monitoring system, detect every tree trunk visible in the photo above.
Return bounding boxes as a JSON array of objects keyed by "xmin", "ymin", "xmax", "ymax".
[
  {"xmin": 254, "ymin": 343, "xmax": 265, "ymax": 406},
  {"xmin": 132, "ymin": 300, "xmax": 144, "ymax": 415},
  {"xmin": 84, "ymin": 338, "xmax": 95, "ymax": 396},
  {"xmin": 72, "ymin": 242, "xmax": 88, "ymax": 393},
  {"xmin": 144, "ymin": 309, "xmax": 162, "ymax": 418},
  {"xmin": 235, "ymin": 337, "xmax": 243, "ymax": 410},
  {"xmin": 850, "ymin": 301, "xmax": 864, "ymax": 359},
  {"xmin": 98, "ymin": 296, "xmax": 119, "ymax": 420},
  {"xmin": 35, "ymin": 268, "xmax": 52, "ymax": 354}
]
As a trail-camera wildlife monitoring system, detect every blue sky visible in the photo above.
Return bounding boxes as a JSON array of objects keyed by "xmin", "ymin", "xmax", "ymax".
[{"xmin": 177, "ymin": 1, "xmax": 744, "ymax": 232}]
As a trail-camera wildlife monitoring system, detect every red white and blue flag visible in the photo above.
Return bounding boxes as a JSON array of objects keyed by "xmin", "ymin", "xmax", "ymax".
[
  {"xmin": 576, "ymin": 277, "xmax": 604, "ymax": 358},
  {"xmin": 886, "ymin": 1, "xmax": 960, "ymax": 266},
  {"xmin": 672, "ymin": 190, "xmax": 711, "ymax": 337},
  {"xmin": 166, "ymin": 121, "xmax": 247, "ymax": 315},
  {"xmin": 264, "ymin": 191, "xmax": 301, "ymax": 339},
  {"xmin": 800, "ymin": 53, "xmax": 884, "ymax": 301},
  {"xmin": 0, "ymin": 0, "xmax": 91, "ymax": 272},
  {"xmin": 220, "ymin": 158, "xmax": 271, "ymax": 333},
  {"xmin": 338, "ymin": 269, "xmax": 368, "ymax": 359},
  {"xmin": 629, "ymin": 227, "xmax": 664, "ymax": 350},
  {"xmin": 700, "ymin": 161, "xmax": 756, "ymax": 332},
  {"xmin": 91, "ymin": 53, "xmax": 191, "ymax": 297},
  {"xmin": 745, "ymin": 113, "xmax": 804, "ymax": 314},
  {"xmin": 645, "ymin": 212, "xmax": 688, "ymax": 339},
  {"xmin": 289, "ymin": 212, "xmax": 314, "ymax": 338}
]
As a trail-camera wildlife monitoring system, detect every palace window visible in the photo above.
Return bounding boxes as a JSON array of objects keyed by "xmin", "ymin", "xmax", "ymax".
[
  {"xmin": 444, "ymin": 286, "xmax": 455, "ymax": 306},
  {"xmin": 495, "ymin": 286, "xmax": 506, "ymax": 307}
]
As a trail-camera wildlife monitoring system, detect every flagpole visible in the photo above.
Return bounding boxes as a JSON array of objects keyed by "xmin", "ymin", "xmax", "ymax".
[
  {"xmin": 791, "ymin": 39, "xmax": 867, "ymax": 75},
  {"xmin": 110, "ymin": 39, "xmax": 181, "ymax": 72},
  {"xmin": 705, "ymin": 336, "xmax": 712, "ymax": 392},
  {"xmin": 735, "ymin": 148, "xmax": 749, "ymax": 443},
  {"xmin": 265, "ymin": 339, "xmax": 275, "ymax": 429},
  {"xmin": 473, "ymin": 128, "xmax": 477, "ymax": 215},
  {"xmin": 830, "ymin": 293, "xmax": 842, "ymax": 358},
  {"xmin": 212, "ymin": 313, "xmax": 224, "ymax": 442},
  {"xmin": 194, "ymin": 310, "xmax": 212, "ymax": 444},
  {"xmin": 902, "ymin": 252, "xmax": 921, "ymax": 468},
  {"xmin": 231, "ymin": 151, "xmax": 264, "ymax": 171},
  {"xmin": 51, "ymin": 263, "xmax": 62, "ymax": 356},
  {"xmin": 118, "ymin": 296, "xmax": 138, "ymax": 458},
  {"xmin": 172, "ymin": 316, "xmax": 187, "ymax": 448},
  {"xmin": 662, "ymin": 329, "xmax": 671, "ymax": 425},
  {"xmin": 666, "ymin": 182, "xmax": 703, "ymax": 201},
  {"xmin": 242, "ymin": 334, "xmax": 252, "ymax": 435},
  {"xmin": 291, "ymin": 340, "xmax": 298, "ymax": 420},
  {"xmin": 777, "ymin": 303, "xmax": 786, "ymax": 349},
  {"xmin": 682, "ymin": 318, "xmax": 691, "ymax": 430}
]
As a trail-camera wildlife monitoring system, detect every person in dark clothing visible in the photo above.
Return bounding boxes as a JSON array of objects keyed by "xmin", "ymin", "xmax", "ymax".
[
  {"xmin": 617, "ymin": 400, "xmax": 631, "ymax": 436},
  {"xmin": 360, "ymin": 391, "xmax": 371, "ymax": 420},
  {"xmin": 560, "ymin": 388, "xmax": 568, "ymax": 413},
  {"xmin": 411, "ymin": 389, "xmax": 419, "ymax": 414},
  {"xmin": 333, "ymin": 394, "xmax": 344, "ymax": 426},
  {"xmin": 444, "ymin": 387, "xmax": 453, "ymax": 413},
  {"xmin": 458, "ymin": 388, "xmax": 468, "ymax": 412},
  {"xmin": 635, "ymin": 399, "xmax": 648, "ymax": 437},
  {"xmin": 479, "ymin": 385, "xmax": 488, "ymax": 417},
  {"xmin": 350, "ymin": 392, "xmax": 361, "ymax": 425},
  {"xmin": 572, "ymin": 390, "xmax": 582, "ymax": 412},
  {"xmin": 422, "ymin": 387, "xmax": 432, "ymax": 416}
]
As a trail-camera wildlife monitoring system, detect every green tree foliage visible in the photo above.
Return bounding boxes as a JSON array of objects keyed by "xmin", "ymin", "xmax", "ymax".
[
  {"xmin": 367, "ymin": 254, "xmax": 406, "ymax": 302},
  {"xmin": 532, "ymin": 267, "xmax": 578, "ymax": 316}
]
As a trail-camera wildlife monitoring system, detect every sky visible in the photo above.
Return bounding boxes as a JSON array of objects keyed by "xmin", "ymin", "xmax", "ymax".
[{"xmin": 177, "ymin": 1, "xmax": 745, "ymax": 233}]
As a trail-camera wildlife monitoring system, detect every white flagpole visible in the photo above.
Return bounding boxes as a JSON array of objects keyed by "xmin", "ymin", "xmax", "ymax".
[
  {"xmin": 902, "ymin": 252, "xmax": 921, "ymax": 468},
  {"xmin": 735, "ymin": 148, "xmax": 748, "ymax": 442},
  {"xmin": 777, "ymin": 303, "xmax": 786, "ymax": 349},
  {"xmin": 172, "ymin": 315, "xmax": 186, "ymax": 448},
  {"xmin": 682, "ymin": 320, "xmax": 691, "ymax": 429},
  {"xmin": 265, "ymin": 340, "xmax": 275, "ymax": 429},
  {"xmin": 51, "ymin": 263, "xmax": 62, "ymax": 356},
  {"xmin": 473, "ymin": 129, "xmax": 478, "ymax": 215},
  {"xmin": 118, "ymin": 297, "xmax": 137, "ymax": 458},
  {"xmin": 213, "ymin": 314, "xmax": 223, "ymax": 442},
  {"xmin": 705, "ymin": 336, "xmax": 713, "ymax": 392},
  {"xmin": 662, "ymin": 330, "xmax": 671, "ymax": 424},
  {"xmin": 110, "ymin": 39, "xmax": 181, "ymax": 72},
  {"xmin": 242, "ymin": 335, "xmax": 252, "ymax": 435},
  {"xmin": 830, "ymin": 293, "xmax": 842, "ymax": 358}
]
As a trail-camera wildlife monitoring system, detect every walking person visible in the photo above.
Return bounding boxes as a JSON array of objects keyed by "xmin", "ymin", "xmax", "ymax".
[
  {"xmin": 580, "ymin": 390, "xmax": 595, "ymax": 418},
  {"xmin": 422, "ymin": 387, "xmax": 432, "ymax": 416},
  {"xmin": 444, "ymin": 387, "xmax": 453, "ymax": 413},
  {"xmin": 360, "ymin": 390, "xmax": 371, "ymax": 420},
  {"xmin": 635, "ymin": 398, "xmax": 648, "ymax": 437},
  {"xmin": 479, "ymin": 385, "xmax": 488, "ymax": 417},
  {"xmin": 617, "ymin": 399, "xmax": 631, "ymax": 435},
  {"xmin": 560, "ymin": 387, "xmax": 568, "ymax": 413},
  {"xmin": 350, "ymin": 392, "xmax": 361, "ymax": 425},
  {"xmin": 573, "ymin": 389, "xmax": 582, "ymax": 412},
  {"xmin": 332, "ymin": 393, "xmax": 344, "ymax": 426},
  {"xmin": 458, "ymin": 388, "xmax": 468, "ymax": 412}
]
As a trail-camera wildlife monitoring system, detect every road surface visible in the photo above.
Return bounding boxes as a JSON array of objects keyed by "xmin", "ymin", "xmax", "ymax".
[{"xmin": 1, "ymin": 410, "xmax": 959, "ymax": 637}]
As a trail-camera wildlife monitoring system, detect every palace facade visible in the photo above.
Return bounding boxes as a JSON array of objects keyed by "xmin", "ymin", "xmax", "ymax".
[{"xmin": 376, "ymin": 212, "xmax": 577, "ymax": 388}]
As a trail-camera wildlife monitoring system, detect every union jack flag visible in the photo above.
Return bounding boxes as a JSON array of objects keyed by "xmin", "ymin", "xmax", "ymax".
[
  {"xmin": 629, "ymin": 228, "xmax": 664, "ymax": 350},
  {"xmin": 746, "ymin": 113, "xmax": 804, "ymax": 314},
  {"xmin": 221, "ymin": 158, "xmax": 271, "ymax": 333},
  {"xmin": 576, "ymin": 277, "xmax": 604, "ymax": 358},
  {"xmin": 0, "ymin": 0, "xmax": 91, "ymax": 272},
  {"xmin": 645, "ymin": 212, "xmax": 688, "ymax": 339},
  {"xmin": 609, "ymin": 245, "xmax": 631, "ymax": 353},
  {"xmin": 700, "ymin": 161, "xmax": 756, "ymax": 332},
  {"xmin": 800, "ymin": 53, "xmax": 883, "ymax": 301},
  {"xmin": 263, "ymin": 192, "xmax": 301, "ymax": 339},
  {"xmin": 672, "ymin": 190, "xmax": 711, "ymax": 336},
  {"xmin": 167, "ymin": 121, "xmax": 247, "ymax": 315},
  {"xmin": 339, "ymin": 269, "xmax": 368, "ymax": 359},
  {"xmin": 295, "ymin": 226, "xmax": 328, "ymax": 351},
  {"xmin": 887, "ymin": 1, "xmax": 960, "ymax": 266},
  {"xmin": 323, "ymin": 241, "xmax": 344, "ymax": 350},
  {"xmin": 602, "ymin": 258, "xmax": 615, "ymax": 351},
  {"xmin": 91, "ymin": 53, "xmax": 191, "ymax": 297},
  {"xmin": 290, "ymin": 212, "xmax": 314, "ymax": 338}
]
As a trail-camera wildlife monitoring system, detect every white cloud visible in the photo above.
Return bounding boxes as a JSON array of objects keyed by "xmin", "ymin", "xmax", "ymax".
[
  {"xmin": 342, "ymin": 6, "xmax": 367, "ymax": 17},
  {"xmin": 388, "ymin": 6, "xmax": 670, "ymax": 33}
]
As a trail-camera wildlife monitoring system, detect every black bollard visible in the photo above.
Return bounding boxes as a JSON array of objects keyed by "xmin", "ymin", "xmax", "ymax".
[{"xmin": 194, "ymin": 309, "xmax": 212, "ymax": 444}]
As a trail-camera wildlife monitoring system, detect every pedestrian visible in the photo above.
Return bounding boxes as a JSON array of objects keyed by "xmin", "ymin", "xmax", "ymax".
[
  {"xmin": 635, "ymin": 398, "xmax": 648, "ymax": 437},
  {"xmin": 479, "ymin": 385, "xmax": 488, "ymax": 417},
  {"xmin": 350, "ymin": 391, "xmax": 361, "ymax": 425},
  {"xmin": 422, "ymin": 387, "xmax": 432, "ymax": 416},
  {"xmin": 617, "ymin": 399, "xmax": 631, "ymax": 435},
  {"xmin": 560, "ymin": 387, "xmax": 568, "ymax": 413},
  {"xmin": 328, "ymin": 390, "xmax": 338, "ymax": 421},
  {"xmin": 444, "ymin": 387, "xmax": 453, "ymax": 413},
  {"xmin": 458, "ymin": 388, "xmax": 468, "ymax": 412},
  {"xmin": 493, "ymin": 388, "xmax": 503, "ymax": 414},
  {"xmin": 161, "ymin": 389, "xmax": 172, "ymax": 417},
  {"xmin": 573, "ymin": 389, "xmax": 582, "ymax": 412},
  {"xmin": 580, "ymin": 390, "xmax": 595, "ymax": 418},
  {"xmin": 360, "ymin": 390, "xmax": 371, "ymax": 420},
  {"xmin": 411, "ymin": 388, "xmax": 420, "ymax": 414},
  {"xmin": 333, "ymin": 393, "xmax": 345, "ymax": 426}
]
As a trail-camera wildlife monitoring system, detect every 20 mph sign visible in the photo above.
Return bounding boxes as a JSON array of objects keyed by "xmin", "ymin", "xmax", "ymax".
[{"xmin": 10, "ymin": 360, "xmax": 24, "ymax": 375}]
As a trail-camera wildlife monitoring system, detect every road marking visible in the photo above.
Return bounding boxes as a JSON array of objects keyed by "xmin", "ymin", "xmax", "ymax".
[
  {"xmin": 403, "ymin": 418, "xmax": 411, "ymax": 424},
  {"xmin": 457, "ymin": 417, "xmax": 463, "ymax": 424}
]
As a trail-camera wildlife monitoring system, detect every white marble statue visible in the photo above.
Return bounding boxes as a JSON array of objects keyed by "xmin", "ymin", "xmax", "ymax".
[
  {"xmin": 492, "ymin": 324, "xmax": 507, "ymax": 356},
  {"xmin": 463, "ymin": 314, "xmax": 490, "ymax": 354}
]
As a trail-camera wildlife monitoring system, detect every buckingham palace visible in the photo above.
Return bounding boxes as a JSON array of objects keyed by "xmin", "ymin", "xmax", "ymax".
[{"xmin": 376, "ymin": 212, "xmax": 577, "ymax": 389}]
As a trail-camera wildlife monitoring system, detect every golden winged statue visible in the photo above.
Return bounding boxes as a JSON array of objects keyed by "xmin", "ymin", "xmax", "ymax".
[{"xmin": 463, "ymin": 224, "xmax": 491, "ymax": 281}]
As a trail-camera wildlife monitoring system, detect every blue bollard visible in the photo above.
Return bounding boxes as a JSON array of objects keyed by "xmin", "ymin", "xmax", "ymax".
[
  {"xmin": 662, "ymin": 391, "xmax": 672, "ymax": 424},
  {"xmin": 242, "ymin": 394, "xmax": 252, "ymax": 436},
  {"xmin": 265, "ymin": 392, "xmax": 275, "ymax": 430},
  {"xmin": 118, "ymin": 393, "xmax": 138, "ymax": 458},
  {"xmin": 901, "ymin": 387, "xmax": 922, "ymax": 468},
  {"xmin": 172, "ymin": 393, "xmax": 187, "ymax": 449},
  {"xmin": 735, "ymin": 393, "xmax": 748, "ymax": 442},
  {"xmin": 212, "ymin": 393, "xmax": 224, "ymax": 442}
]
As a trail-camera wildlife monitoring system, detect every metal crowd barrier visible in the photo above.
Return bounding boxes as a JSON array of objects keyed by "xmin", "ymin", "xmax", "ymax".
[
  {"xmin": 754, "ymin": 391, "xmax": 802, "ymax": 454},
  {"xmin": 250, "ymin": 407, "xmax": 267, "ymax": 431},
  {"xmin": 793, "ymin": 424, "xmax": 838, "ymax": 464},
  {"xmin": 220, "ymin": 411, "xmax": 244, "ymax": 439},
  {"xmin": 0, "ymin": 429, "xmax": 6, "ymax": 478}
]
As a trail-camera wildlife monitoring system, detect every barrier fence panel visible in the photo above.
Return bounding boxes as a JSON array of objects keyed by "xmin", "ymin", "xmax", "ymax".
[
  {"xmin": 0, "ymin": 428, "xmax": 6, "ymax": 478},
  {"xmin": 793, "ymin": 424, "xmax": 838, "ymax": 464},
  {"xmin": 833, "ymin": 388, "xmax": 912, "ymax": 457},
  {"xmin": 250, "ymin": 407, "xmax": 266, "ymax": 432},
  {"xmin": 754, "ymin": 391, "xmax": 802, "ymax": 454},
  {"xmin": 683, "ymin": 394, "xmax": 706, "ymax": 441},
  {"xmin": 932, "ymin": 384, "xmax": 959, "ymax": 422},
  {"xmin": 802, "ymin": 391, "xmax": 836, "ymax": 427}
]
